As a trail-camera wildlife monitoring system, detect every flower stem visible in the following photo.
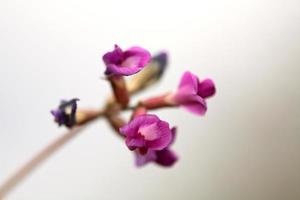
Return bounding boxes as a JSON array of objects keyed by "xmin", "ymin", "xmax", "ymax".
[
  {"xmin": 0, "ymin": 125, "xmax": 89, "ymax": 199},
  {"xmin": 0, "ymin": 96, "xmax": 175, "ymax": 198}
]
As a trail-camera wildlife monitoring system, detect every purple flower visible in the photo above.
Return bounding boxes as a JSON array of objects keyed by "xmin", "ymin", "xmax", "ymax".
[
  {"xmin": 135, "ymin": 127, "xmax": 178, "ymax": 167},
  {"xmin": 119, "ymin": 114, "xmax": 172, "ymax": 152},
  {"xmin": 172, "ymin": 71, "xmax": 216, "ymax": 115},
  {"xmin": 51, "ymin": 98, "xmax": 79, "ymax": 128},
  {"xmin": 103, "ymin": 45, "xmax": 151, "ymax": 76}
]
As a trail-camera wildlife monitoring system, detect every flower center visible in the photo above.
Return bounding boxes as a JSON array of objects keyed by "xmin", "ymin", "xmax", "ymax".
[
  {"xmin": 121, "ymin": 56, "xmax": 140, "ymax": 68},
  {"xmin": 138, "ymin": 123, "xmax": 158, "ymax": 141}
]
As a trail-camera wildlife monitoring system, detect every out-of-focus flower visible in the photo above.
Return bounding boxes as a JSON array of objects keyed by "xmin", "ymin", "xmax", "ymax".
[
  {"xmin": 51, "ymin": 98, "xmax": 79, "ymax": 128},
  {"xmin": 120, "ymin": 114, "xmax": 172, "ymax": 153},
  {"xmin": 141, "ymin": 71, "xmax": 216, "ymax": 115},
  {"xmin": 172, "ymin": 71, "xmax": 216, "ymax": 115},
  {"xmin": 127, "ymin": 52, "xmax": 168, "ymax": 94},
  {"xmin": 152, "ymin": 52, "xmax": 168, "ymax": 79},
  {"xmin": 135, "ymin": 127, "xmax": 178, "ymax": 167},
  {"xmin": 103, "ymin": 45, "xmax": 151, "ymax": 76}
]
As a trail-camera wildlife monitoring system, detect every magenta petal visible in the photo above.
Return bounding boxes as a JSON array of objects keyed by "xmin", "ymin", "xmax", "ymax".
[
  {"xmin": 173, "ymin": 71, "xmax": 202, "ymax": 105},
  {"xmin": 135, "ymin": 150, "xmax": 157, "ymax": 167},
  {"xmin": 123, "ymin": 46, "xmax": 151, "ymax": 68},
  {"xmin": 181, "ymin": 95, "xmax": 207, "ymax": 115},
  {"xmin": 178, "ymin": 71, "xmax": 199, "ymax": 95},
  {"xmin": 121, "ymin": 56, "xmax": 142, "ymax": 68},
  {"xmin": 155, "ymin": 149, "xmax": 178, "ymax": 167},
  {"xmin": 139, "ymin": 123, "xmax": 160, "ymax": 141},
  {"xmin": 103, "ymin": 45, "xmax": 123, "ymax": 66},
  {"xmin": 106, "ymin": 64, "xmax": 142, "ymax": 76},
  {"xmin": 120, "ymin": 114, "xmax": 160, "ymax": 137},
  {"xmin": 125, "ymin": 137, "xmax": 145, "ymax": 150},
  {"xmin": 198, "ymin": 79, "xmax": 216, "ymax": 98},
  {"xmin": 121, "ymin": 114, "xmax": 173, "ymax": 153},
  {"xmin": 103, "ymin": 45, "xmax": 151, "ymax": 76},
  {"xmin": 145, "ymin": 121, "xmax": 172, "ymax": 150}
]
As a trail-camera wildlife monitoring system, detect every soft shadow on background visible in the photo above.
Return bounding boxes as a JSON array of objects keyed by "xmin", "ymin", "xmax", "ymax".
[{"xmin": 0, "ymin": 0, "xmax": 299, "ymax": 199}]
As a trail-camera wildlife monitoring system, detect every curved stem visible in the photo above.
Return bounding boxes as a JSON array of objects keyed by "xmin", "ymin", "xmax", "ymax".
[
  {"xmin": 0, "ymin": 98, "xmax": 174, "ymax": 198},
  {"xmin": 0, "ymin": 125, "xmax": 88, "ymax": 199}
]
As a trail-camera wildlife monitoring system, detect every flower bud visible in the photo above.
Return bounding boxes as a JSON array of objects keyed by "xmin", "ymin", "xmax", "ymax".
[{"xmin": 127, "ymin": 52, "xmax": 168, "ymax": 94}]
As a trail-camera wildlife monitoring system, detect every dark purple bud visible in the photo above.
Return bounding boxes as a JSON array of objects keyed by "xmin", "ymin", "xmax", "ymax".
[
  {"xmin": 151, "ymin": 52, "xmax": 168, "ymax": 79},
  {"xmin": 51, "ymin": 98, "xmax": 79, "ymax": 128},
  {"xmin": 126, "ymin": 52, "xmax": 169, "ymax": 94}
]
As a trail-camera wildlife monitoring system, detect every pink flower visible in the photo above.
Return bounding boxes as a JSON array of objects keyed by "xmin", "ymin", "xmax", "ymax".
[
  {"xmin": 140, "ymin": 71, "xmax": 216, "ymax": 115},
  {"xmin": 172, "ymin": 71, "xmax": 216, "ymax": 115},
  {"xmin": 119, "ymin": 114, "xmax": 172, "ymax": 153},
  {"xmin": 135, "ymin": 127, "xmax": 178, "ymax": 167},
  {"xmin": 103, "ymin": 45, "xmax": 151, "ymax": 76}
]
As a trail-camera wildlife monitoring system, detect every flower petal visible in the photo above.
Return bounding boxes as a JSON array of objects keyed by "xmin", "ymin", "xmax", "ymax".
[
  {"xmin": 198, "ymin": 79, "xmax": 216, "ymax": 98},
  {"xmin": 120, "ymin": 114, "xmax": 160, "ymax": 137},
  {"xmin": 50, "ymin": 109, "xmax": 65, "ymax": 125},
  {"xmin": 145, "ymin": 120, "xmax": 172, "ymax": 150},
  {"xmin": 178, "ymin": 71, "xmax": 199, "ymax": 95},
  {"xmin": 103, "ymin": 45, "xmax": 123, "ymax": 66},
  {"xmin": 106, "ymin": 64, "xmax": 142, "ymax": 76},
  {"xmin": 173, "ymin": 71, "xmax": 202, "ymax": 106},
  {"xmin": 103, "ymin": 45, "xmax": 151, "ymax": 76},
  {"xmin": 155, "ymin": 149, "xmax": 178, "ymax": 167},
  {"xmin": 125, "ymin": 137, "xmax": 145, "ymax": 150},
  {"xmin": 123, "ymin": 46, "xmax": 151, "ymax": 68},
  {"xmin": 139, "ymin": 123, "xmax": 160, "ymax": 141},
  {"xmin": 181, "ymin": 95, "xmax": 207, "ymax": 115},
  {"xmin": 135, "ymin": 150, "xmax": 157, "ymax": 167},
  {"xmin": 121, "ymin": 56, "xmax": 142, "ymax": 68}
]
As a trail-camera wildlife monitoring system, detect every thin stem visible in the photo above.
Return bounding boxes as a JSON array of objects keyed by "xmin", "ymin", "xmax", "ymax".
[
  {"xmin": 0, "ymin": 125, "xmax": 88, "ymax": 199},
  {"xmin": 0, "ymin": 97, "xmax": 175, "ymax": 198}
]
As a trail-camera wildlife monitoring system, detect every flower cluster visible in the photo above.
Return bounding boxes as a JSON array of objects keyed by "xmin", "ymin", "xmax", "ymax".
[{"xmin": 51, "ymin": 44, "xmax": 216, "ymax": 168}]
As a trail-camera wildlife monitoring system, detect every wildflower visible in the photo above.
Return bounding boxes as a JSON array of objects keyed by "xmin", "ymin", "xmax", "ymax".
[
  {"xmin": 103, "ymin": 45, "xmax": 151, "ymax": 76},
  {"xmin": 141, "ymin": 71, "xmax": 216, "ymax": 115},
  {"xmin": 120, "ymin": 114, "xmax": 172, "ymax": 153},
  {"xmin": 172, "ymin": 71, "xmax": 216, "ymax": 115},
  {"xmin": 135, "ymin": 127, "xmax": 178, "ymax": 167},
  {"xmin": 50, "ymin": 98, "xmax": 79, "ymax": 128}
]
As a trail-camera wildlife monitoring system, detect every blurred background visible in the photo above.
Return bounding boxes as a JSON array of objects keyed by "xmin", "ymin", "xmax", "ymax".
[{"xmin": 0, "ymin": 0, "xmax": 299, "ymax": 199}]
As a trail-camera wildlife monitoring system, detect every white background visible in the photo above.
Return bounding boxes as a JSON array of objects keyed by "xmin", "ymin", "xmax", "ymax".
[{"xmin": 0, "ymin": 0, "xmax": 299, "ymax": 199}]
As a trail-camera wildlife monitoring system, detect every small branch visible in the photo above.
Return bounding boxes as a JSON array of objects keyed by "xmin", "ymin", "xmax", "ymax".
[
  {"xmin": 0, "ymin": 125, "xmax": 88, "ymax": 199},
  {"xmin": 0, "ymin": 96, "xmax": 175, "ymax": 198},
  {"xmin": 105, "ymin": 114, "xmax": 126, "ymax": 137}
]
